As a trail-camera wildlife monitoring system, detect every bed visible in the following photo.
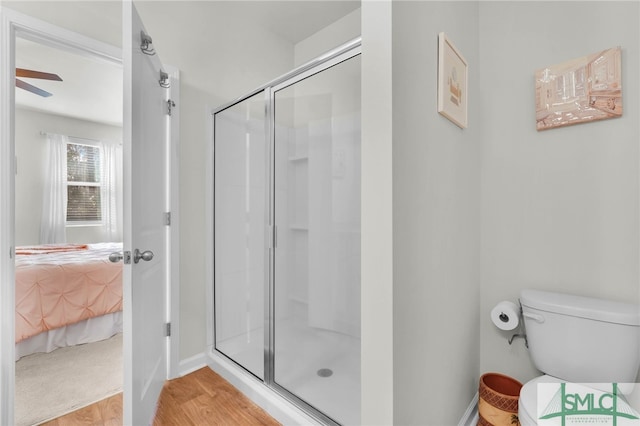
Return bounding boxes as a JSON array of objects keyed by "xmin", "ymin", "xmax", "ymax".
[{"xmin": 15, "ymin": 242, "xmax": 123, "ymax": 359}]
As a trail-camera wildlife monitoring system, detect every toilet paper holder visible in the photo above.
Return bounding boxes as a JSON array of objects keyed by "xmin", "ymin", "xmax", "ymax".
[{"xmin": 507, "ymin": 300, "xmax": 528, "ymax": 348}]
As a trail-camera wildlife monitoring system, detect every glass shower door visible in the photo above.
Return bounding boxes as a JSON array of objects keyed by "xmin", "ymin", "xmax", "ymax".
[
  {"xmin": 272, "ymin": 54, "xmax": 361, "ymax": 425},
  {"xmin": 213, "ymin": 41, "xmax": 361, "ymax": 425},
  {"xmin": 214, "ymin": 92, "xmax": 267, "ymax": 380}
]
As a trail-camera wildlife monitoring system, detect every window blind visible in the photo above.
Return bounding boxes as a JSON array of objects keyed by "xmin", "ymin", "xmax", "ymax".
[{"xmin": 66, "ymin": 142, "xmax": 102, "ymax": 222}]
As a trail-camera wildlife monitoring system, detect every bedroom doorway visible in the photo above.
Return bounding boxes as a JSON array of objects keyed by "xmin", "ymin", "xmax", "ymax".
[
  {"xmin": 1, "ymin": 5, "xmax": 180, "ymax": 425},
  {"xmin": 13, "ymin": 34, "xmax": 125, "ymax": 426}
]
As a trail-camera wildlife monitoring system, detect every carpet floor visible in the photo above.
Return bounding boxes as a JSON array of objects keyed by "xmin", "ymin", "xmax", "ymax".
[{"xmin": 15, "ymin": 333, "xmax": 123, "ymax": 426}]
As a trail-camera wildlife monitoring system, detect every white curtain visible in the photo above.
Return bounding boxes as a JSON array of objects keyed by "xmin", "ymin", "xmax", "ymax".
[
  {"xmin": 101, "ymin": 142, "xmax": 123, "ymax": 241},
  {"xmin": 40, "ymin": 133, "xmax": 68, "ymax": 244}
]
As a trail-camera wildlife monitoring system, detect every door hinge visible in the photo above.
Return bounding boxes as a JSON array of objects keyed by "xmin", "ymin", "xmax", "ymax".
[
  {"xmin": 160, "ymin": 71, "xmax": 170, "ymax": 89},
  {"xmin": 140, "ymin": 31, "xmax": 155, "ymax": 55},
  {"xmin": 166, "ymin": 322, "xmax": 171, "ymax": 337},
  {"xmin": 166, "ymin": 99, "xmax": 176, "ymax": 116},
  {"xmin": 164, "ymin": 212, "xmax": 171, "ymax": 226}
]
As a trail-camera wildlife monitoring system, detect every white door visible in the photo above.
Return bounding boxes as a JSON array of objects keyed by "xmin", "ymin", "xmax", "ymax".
[{"xmin": 123, "ymin": 1, "xmax": 169, "ymax": 424}]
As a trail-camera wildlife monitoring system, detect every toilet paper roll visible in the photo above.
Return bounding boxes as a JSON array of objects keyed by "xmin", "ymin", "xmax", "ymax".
[{"xmin": 491, "ymin": 301, "xmax": 520, "ymax": 331}]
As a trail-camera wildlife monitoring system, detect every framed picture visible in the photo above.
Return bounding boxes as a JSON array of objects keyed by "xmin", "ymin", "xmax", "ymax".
[
  {"xmin": 438, "ymin": 32, "xmax": 468, "ymax": 129},
  {"xmin": 535, "ymin": 46, "xmax": 622, "ymax": 131}
]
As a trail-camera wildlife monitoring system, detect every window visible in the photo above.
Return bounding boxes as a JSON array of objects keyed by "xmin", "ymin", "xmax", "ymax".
[{"xmin": 66, "ymin": 142, "xmax": 102, "ymax": 223}]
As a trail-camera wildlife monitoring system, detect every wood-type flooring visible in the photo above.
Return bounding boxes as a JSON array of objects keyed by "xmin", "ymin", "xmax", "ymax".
[{"xmin": 41, "ymin": 367, "xmax": 281, "ymax": 426}]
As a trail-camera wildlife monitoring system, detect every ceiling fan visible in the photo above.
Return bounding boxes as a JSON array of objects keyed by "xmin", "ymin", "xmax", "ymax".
[{"xmin": 16, "ymin": 68, "xmax": 62, "ymax": 98}]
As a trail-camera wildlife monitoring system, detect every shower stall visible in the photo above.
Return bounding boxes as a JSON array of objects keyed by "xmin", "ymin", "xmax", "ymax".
[{"xmin": 210, "ymin": 39, "xmax": 361, "ymax": 425}]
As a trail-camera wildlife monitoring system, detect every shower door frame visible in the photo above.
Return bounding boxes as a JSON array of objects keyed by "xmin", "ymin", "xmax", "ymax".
[{"xmin": 209, "ymin": 37, "xmax": 361, "ymax": 426}]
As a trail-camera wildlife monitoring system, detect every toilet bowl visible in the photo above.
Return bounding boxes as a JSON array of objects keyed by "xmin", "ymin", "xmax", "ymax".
[
  {"xmin": 518, "ymin": 376, "xmax": 639, "ymax": 425},
  {"xmin": 518, "ymin": 375, "xmax": 561, "ymax": 426},
  {"xmin": 517, "ymin": 289, "xmax": 640, "ymax": 425}
]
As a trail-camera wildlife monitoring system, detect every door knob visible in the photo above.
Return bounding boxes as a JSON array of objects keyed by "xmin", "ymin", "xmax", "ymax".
[
  {"xmin": 109, "ymin": 252, "xmax": 123, "ymax": 263},
  {"xmin": 134, "ymin": 248, "xmax": 154, "ymax": 264}
]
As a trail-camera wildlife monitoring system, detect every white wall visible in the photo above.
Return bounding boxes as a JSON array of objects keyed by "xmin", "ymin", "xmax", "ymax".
[
  {"xmin": 294, "ymin": 8, "xmax": 360, "ymax": 67},
  {"xmin": 361, "ymin": 1, "xmax": 394, "ymax": 424},
  {"xmin": 389, "ymin": 4, "xmax": 640, "ymax": 422},
  {"xmin": 391, "ymin": 2, "xmax": 481, "ymax": 424},
  {"xmin": 479, "ymin": 1, "xmax": 640, "ymax": 383},
  {"xmin": 14, "ymin": 107, "xmax": 122, "ymax": 245},
  {"xmin": 3, "ymin": 1, "xmax": 122, "ymax": 48}
]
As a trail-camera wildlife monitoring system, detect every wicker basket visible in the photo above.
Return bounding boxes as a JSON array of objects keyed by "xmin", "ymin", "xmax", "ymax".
[{"xmin": 478, "ymin": 373, "xmax": 523, "ymax": 426}]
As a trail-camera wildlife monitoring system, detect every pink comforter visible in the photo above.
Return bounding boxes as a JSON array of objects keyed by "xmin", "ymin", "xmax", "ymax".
[{"xmin": 15, "ymin": 242, "xmax": 123, "ymax": 343}]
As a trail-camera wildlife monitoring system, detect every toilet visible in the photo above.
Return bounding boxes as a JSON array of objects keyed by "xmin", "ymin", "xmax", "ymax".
[{"xmin": 518, "ymin": 289, "xmax": 640, "ymax": 425}]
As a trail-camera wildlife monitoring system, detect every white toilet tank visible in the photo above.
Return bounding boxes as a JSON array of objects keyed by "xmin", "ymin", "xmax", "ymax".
[{"xmin": 520, "ymin": 289, "xmax": 640, "ymax": 384}]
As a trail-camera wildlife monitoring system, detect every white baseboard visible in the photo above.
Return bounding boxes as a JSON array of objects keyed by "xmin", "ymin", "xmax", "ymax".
[
  {"xmin": 178, "ymin": 352, "xmax": 207, "ymax": 377},
  {"xmin": 458, "ymin": 392, "xmax": 479, "ymax": 426}
]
